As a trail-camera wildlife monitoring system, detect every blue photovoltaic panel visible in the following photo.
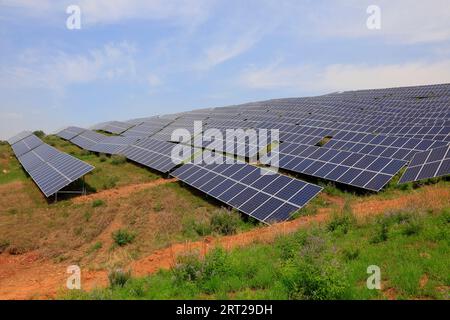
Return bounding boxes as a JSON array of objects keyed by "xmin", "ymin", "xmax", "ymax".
[
  {"xmin": 11, "ymin": 140, "xmax": 94, "ymax": 197},
  {"xmin": 171, "ymin": 159, "xmax": 322, "ymax": 224},
  {"xmin": 274, "ymin": 142, "xmax": 407, "ymax": 191},
  {"xmin": 70, "ymin": 130, "xmax": 107, "ymax": 150},
  {"xmin": 99, "ymin": 121, "xmax": 135, "ymax": 134},
  {"xmin": 89, "ymin": 136, "xmax": 139, "ymax": 155},
  {"xmin": 324, "ymin": 131, "xmax": 447, "ymax": 161},
  {"xmin": 399, "ymin": 145, "xmax": 450, "ymax": 183},
  {"xmin": 11, "ymin": 134, "xmax": 44, "ymax": 157},
  {"xmin": 121, "ymin": 137, "xmax": 186, "ymax": 173},
  {"xmin": 7, "ymin": 131, "xmax": 33, "ymax": 145},
  {"xmin": 56, "ymin": 126, "xmax": 86, "ymax": 140}
]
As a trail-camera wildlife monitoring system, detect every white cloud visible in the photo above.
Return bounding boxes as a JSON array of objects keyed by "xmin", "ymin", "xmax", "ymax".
[
  {"xmin": 309, "ymin": 0, "xmax": 450, "ymax": 44},
  {"xmin": 0, "ymin": 42, "xmax": 138, "ymax": 92},
  {"xmin": 1, "ymin": 0, "xmax": 213, "ymax": 28},
  {"xmin": 240, "ymin": 59, "xmax": 450, "ymax": 93},
  {"xmin": 196, "ymin": 28, "xmax": 264, "ymax": 70}
]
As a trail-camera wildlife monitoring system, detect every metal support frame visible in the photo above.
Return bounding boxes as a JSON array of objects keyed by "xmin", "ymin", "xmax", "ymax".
[{"xmin": 53, "ymin": 175, "xmax": 87, "ymax": 202}]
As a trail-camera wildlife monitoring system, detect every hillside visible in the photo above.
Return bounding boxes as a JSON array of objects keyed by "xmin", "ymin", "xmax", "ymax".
[{"xmin": 0, "ymin": 135, "xmax": 448, "ymax": 299}]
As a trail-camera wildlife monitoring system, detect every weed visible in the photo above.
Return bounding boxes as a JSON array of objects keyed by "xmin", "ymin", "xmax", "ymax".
[
  {"xmin": 370, "ymin": 219, "xmax": 389, "ymax": 244},
  {"xmin": 327, "ymin": 203, "xmax": 355, "ymax": 235},
  {"xmin": 402, "ymin": 218, "xmax": 423, "ymax": 236},
  {"xmin": 112, "ymin": 229, "xmax": 136, "ymax": 246},
  {"xmin": 99, "ymin": 154, "xmax": 108, "ymax": 162},
  {"xmin": 172, "ymin": 251, "xmax": 203, "ymax": 283},
  {"xmin": 84, "ymin": 211, "xmax": 92, "ymax": 222},
  {"xmin": 87, "ymin": 242, "xmax": 102, "ymax": 254},
  {"xmin": 210, "ymin": 210, "xmax": 240, "ymax": 235},
  {"xmin": 111, "ymin": 155, "xmax": 127, "ymax": 165},
  {"xmin": 342, "ymin": 247, "xmax": 360, "ymax": 261},
  {"xmin": 92, "ymin": 199, "xmax": 105, "ymax": 208},
  {"xmin": 103, "ymin": 176, "xmax": 119, "ymax": 189},
  {"xmin": 108, "ymin": 269, "xmax": 132, "ymax": 288}
]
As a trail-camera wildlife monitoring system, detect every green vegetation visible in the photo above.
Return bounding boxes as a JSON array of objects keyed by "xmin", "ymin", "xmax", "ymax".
[
  {"xmin": 183, "ymin": 209, "xmax": 258, "ymax": 238},
  {"xmin": 33, "ymin": 130, "xmax": 46, "ymax": 139},
  {"xmin": 112, "ymin": 229, "xmax": 136, "ymax": 247},
  {"xmin": 66, "ymin": 207, "xmax": 450, "ymax": 300},
  {"xmin": 108, "ymin": 269, "xmax": 132, "ymax": 288},
  {"xmin": 111, "ymin": 155, "xmax": 127, "ymax": 166},
  {"xmin": 92, "ymin": 199, "xmax": 106, "ymax": 208}
]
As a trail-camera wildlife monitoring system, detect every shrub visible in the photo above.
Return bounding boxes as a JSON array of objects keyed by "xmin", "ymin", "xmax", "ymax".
[
  {"xmin": 33, "ymin": 130, "xmax": 45, "ymax": 138},
  {"xmin": 112, "ymin": 229, "xmax": 136, "ymax": 246},
  {"xmin": 103, "ymin": 176, "xmax": 119, "ymax": 189},
  {"xmin": 326, "ymin": 203, "xmax": 355, "ymax": 235},
  {"xmin": 370, "ymin": 220, "xmax": 389, "ymax": 244},
  {"xmin": 92, "ymin": 199, "xmax": 105, "ymax": 208},
  {"xmin": 172, "ymin": 251, "xmax": 203, "ymax": 283},
  {"xmin": 402, "ymin": 218, "xmax": 423, "ymax": 236},
  {"xmin": 111, "ymin": 155, "xmax": 127, "ymax": 165},
  {"xmin": 108, "ymin": 269, "xmax": 131, "ymax": 288},
  {"xmin": 342, "ymin": 247, "xmax": 360, "ymax": 261},
  {"xmin": 99, "ymin": 154, "xmax": 108, "ymax": 162},
  {"xmin": 210, "ymin": 210, "xmax": 240, "ymax": 235},
  {"xmin": 280, "ymin": 258, "xmax": 348, "ymax": 300}
]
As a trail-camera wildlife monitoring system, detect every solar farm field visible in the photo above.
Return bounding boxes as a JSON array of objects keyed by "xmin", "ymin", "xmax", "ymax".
[{"xmin": 0, "ymin": 84, "xmax": 449, "ymax": 300}]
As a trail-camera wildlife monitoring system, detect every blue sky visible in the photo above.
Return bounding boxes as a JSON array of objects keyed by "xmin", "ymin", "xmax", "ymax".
[{"xmin": 1, "ymin": 0, "xmax": 450, "ymax": 139}]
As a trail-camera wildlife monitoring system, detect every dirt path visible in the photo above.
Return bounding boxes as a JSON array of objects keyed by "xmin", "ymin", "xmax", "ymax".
[
  {"xmin": 0, "ymin": 185, "xmax": 448, "ymax": 300},
  {"xmin": 72, "ymin": 178, "xmax": 177, "ymax": 204}
]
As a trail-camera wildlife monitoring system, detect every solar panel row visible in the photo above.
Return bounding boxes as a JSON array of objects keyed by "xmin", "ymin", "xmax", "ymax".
[
  {"xmin": 122, "ymin": 137, "xmax": 189, "ymax": 173},
  {"xmin": 8, "ymin": 134, "xmax": 94, "ymax": 197},
  {"xmin": 171, "ymin": 161, "xmax": 322, "ymax": 224},
  {"xmin": 399, "ymin": 145, "xmax": 450, "ymax": 183},
  {"xmin": 275, "ymin": 142, "xmax": 407, "ymax": 191}
]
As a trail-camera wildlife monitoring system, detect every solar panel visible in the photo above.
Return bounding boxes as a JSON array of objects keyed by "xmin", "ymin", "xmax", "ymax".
[
  {"xmin": 70, "ymin": 130, "xmax": 107, "ymax": 149},
  {"xmin": 99, "ymin": 121, "xmax": 135, "ymax": 134},
  {"xmin": 399, "ymin": 145, "xmax": 450, "ymax": 183},
  {"xmin": 56, "ymin": 126, "xmax": 86, "ymax": 140},
  {"xmin": 10, "ymin": 140, "xmax": 94, "ymax": 197},
  {"xmin": 17, "ymin": 144, "xmax": 60, "ymax": 172},
  {"xmin": 122, "ymin": 138, "xmax": 189, "ymax": 173},
  {"xmin": 27, "ymin": 156, "xmax": 93, "ymax": 197},
  {"xmin": 275, "ymin": 142, "xmax": 407, "ymax": 191},
  {"xmin": 121, "ymin": 121, "xmax": 170, "ymax": 138},
  {"xmin": 88, "ymin": 136, "xmax": 139, "ymax": 155},
  {"xmin": 7, "ymin": 131, "xmax": 33, "ymax": 145},
  {"xmin": 324, "ymin": 132, "xmax": 447, "ymax": 161},
  {"xmin": 171, "ymin": 160, "xmax": 322, "ymax": 224},
  {"xmin": 11, "ymin": 134, "xmax": 44, "ymax": 157}
]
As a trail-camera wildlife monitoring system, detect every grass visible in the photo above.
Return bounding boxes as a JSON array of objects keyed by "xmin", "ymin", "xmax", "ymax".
[
  {"xmin": 112, "ymin": 229, "xmax": 136, "ymax": 247},
  {"xmin": 65, "ymin": 206, "xmax": 450, "ymax": 300}
]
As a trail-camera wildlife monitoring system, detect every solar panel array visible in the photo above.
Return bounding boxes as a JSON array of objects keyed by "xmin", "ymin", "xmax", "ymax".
[
  {"xmin": 399, "ymin": 145, "xmax": 450, "ymax": 183},
  {"xmin": 275, "ymin": 142, "xmax": 407, "ymax": 191},
  {"xmin": 32, "ymin": 83, "xmax": 449, "ymax": 222},
  {"xmin": 97, "ymin": 121, "xmax": 136, "ymax": 134},
  {"xmin": 122, "ymin": 138, "xmax": 193, "ymax": 173},
  {"xmin": 89, "ymin": 136, "xmax": 139, "ymax": 155},
  {"xmin": 8, "ymin": 134, "xmax": 94, "ymax": 197},
  {"xmin": 171, "ymin": 161, "xmax": 322, "ymax": 223}
]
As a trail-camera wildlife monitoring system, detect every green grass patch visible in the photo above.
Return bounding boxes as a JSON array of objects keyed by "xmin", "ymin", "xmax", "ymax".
[{"xmin": 66, "ymin": 206, "xmax": 450, "ymax": 300}]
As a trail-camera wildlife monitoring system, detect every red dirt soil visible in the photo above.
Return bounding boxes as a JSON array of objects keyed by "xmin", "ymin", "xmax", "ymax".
[
  {"xmin": 72, "ymin": 178, "xmax": 177, "ymax": 204},
  {"xmin": 0, "ymin": 185, "xmax": 448, "ymax": 300}
]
